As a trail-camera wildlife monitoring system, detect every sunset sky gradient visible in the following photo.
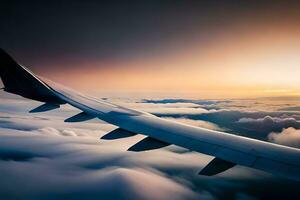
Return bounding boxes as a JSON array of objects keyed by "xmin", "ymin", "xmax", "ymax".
[{"xmin": 1, "ymin": 0, "xmax": 300, "ymax": 98}]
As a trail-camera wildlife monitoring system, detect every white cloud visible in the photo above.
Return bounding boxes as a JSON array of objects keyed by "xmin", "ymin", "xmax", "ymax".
[
  {"xmin": 0, "ymin": 92, "xmax": 300, "ymax": 199},
  {"xmin": 268, "ymin": 127, "xmax": 300, "ymax": 148},
  {"xmin": 237, "ymin": 116, "xmax": 300, "ymax": 124}
]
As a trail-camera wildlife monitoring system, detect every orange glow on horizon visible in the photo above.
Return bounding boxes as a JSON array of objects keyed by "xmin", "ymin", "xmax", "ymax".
[{"xmin": 38, "ymin": 19, "xmax": 300, "ymax": 99}]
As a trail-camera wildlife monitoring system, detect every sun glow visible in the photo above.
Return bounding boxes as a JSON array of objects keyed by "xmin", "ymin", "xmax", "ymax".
[{"xmin": 36, "ymin": 11, "xmax": 300, "ymax": 99}]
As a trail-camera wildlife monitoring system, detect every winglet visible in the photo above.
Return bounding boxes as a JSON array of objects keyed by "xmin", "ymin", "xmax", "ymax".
[{"xmin": 0, "ymin": 48, "xmax": 63, "ymax": 103}]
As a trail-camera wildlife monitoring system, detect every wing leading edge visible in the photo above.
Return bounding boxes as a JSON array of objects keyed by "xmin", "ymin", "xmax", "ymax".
[{"xmin": 1, "ymin": 48, "xmax": 300, "ymax": 181}]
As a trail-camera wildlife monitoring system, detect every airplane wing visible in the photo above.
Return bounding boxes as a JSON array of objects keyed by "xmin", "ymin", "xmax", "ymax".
[{"xmin": 1, "ymin": 48, "xmax": 300, "ymax": 181}]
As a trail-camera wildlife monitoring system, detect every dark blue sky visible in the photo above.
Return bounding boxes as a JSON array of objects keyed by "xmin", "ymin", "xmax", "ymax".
[{"xmin": 1, "ymin": 0, "xmax": 299, "ymax": 71}]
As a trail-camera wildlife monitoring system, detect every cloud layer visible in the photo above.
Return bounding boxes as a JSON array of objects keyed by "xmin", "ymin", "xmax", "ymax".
[
  {"xmin": 0, "ymin": 94, "xmax": 300, "ymax": 199},
  {"xmin": 268, "ymin": 127, "xmax": 300, "ymax": 148}
]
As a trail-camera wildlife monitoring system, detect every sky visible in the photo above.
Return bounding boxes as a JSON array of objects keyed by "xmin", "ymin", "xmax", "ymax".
[
  {"xmin": 1, "ymin": 0, "xmax": 300, "ymax": 98},
  {"xmin": 1, "ymin": 2, "xmax": 300, "ymax": 198}
]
